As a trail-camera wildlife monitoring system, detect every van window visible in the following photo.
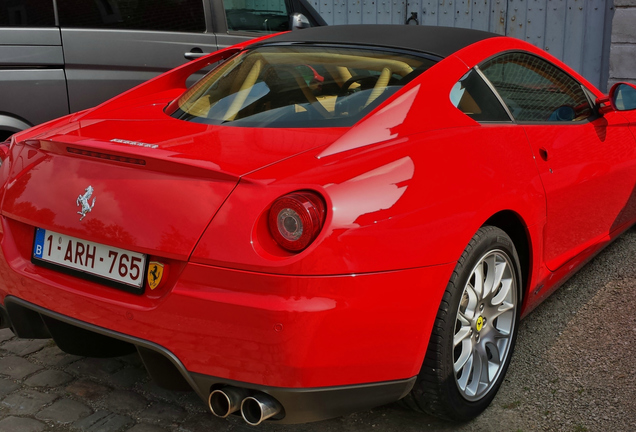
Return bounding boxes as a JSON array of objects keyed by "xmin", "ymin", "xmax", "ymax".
[
  {"xmin": 0, "ymin": 0, "xmax": 55, "ymax": 27},
  {"xmin": 57, "ymin": 0, "xmax": 206, "ymax": 32},
  {"xmin": 223, "ymin": 0, "xmax": 290, "ymax": 32}
]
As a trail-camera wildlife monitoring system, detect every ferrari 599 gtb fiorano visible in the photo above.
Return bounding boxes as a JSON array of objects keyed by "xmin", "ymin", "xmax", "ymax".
[{"xmin": 1, "ymin": 25, "xmax": 636, "ymax": 425}]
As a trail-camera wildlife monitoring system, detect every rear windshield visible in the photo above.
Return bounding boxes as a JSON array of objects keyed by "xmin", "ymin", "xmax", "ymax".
[{"xmin": 168, "ymin": 45, "xmax": 435, "ymax": 128}]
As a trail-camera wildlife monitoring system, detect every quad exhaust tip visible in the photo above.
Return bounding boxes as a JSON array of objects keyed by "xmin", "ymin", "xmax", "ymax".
[
  {"xmin": 208, "ymin": 387, "xmax": 249, "ymax": 418},
  {"xmin": 241, "ymin": 394, "xmax": 283, "ymax": 426}
]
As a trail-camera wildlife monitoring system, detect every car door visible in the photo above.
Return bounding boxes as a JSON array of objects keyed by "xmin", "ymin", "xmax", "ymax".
[
  {"xmin": 57, "ymin": 0, "xmax": 219, "ymax": 113},
  {"xmin": 0, "ymin": 1, "xmax": 68, "ymax": 137},
  {"xmin": 480, "ymin": 52, "xmax": 636, "ymax": 271}
]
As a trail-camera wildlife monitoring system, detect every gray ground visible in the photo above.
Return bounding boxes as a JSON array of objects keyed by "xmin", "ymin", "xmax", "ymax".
[{"xmin": 2, "ymin": 227, "xmax": 636, "ymax": 432}]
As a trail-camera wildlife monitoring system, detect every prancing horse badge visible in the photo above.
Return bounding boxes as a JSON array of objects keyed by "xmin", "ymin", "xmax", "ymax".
[{"xmin": 77, "ymin": 186, "xmax": 96, "ymax": 221}]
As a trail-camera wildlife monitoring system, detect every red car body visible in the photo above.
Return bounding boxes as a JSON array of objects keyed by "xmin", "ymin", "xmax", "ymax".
[{"xmin": 1, "ymin": 25, "xmax": 635, "ymax": 424}]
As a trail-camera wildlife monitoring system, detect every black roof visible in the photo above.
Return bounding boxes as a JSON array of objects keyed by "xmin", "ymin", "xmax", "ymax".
[{"xmin": 257, "ymin": 25, "xmax": 499, "ymax": 58}]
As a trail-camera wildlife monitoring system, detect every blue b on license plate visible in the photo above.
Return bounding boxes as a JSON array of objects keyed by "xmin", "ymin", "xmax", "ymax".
[{"xmin": 33, "ymin": 228, "xmax": 146, "ymax": 289}]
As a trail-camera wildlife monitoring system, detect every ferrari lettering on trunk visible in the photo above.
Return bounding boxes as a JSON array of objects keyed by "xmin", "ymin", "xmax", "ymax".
[{"xmin": 33, "ymin": 228, "xmax": 147, "ymax": 290}]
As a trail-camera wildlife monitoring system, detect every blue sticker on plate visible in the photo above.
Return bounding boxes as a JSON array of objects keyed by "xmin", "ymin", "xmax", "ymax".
[{"xmin": 33, "ymin": 228, "xmax": 45, "ymax": 259}]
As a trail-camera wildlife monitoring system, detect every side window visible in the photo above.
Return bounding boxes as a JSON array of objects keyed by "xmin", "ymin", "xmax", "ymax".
[
  {"xmin": 223, "ymin": 0, "xmax": 290, "ymax": 33},
  {"xmin": 450, "ymin": 69, "xmax": 511, "ymax": 122},
  {"xmin": 480, "ymin": 52, "xmax": 593, "ymax": 122},
  {"xmin": 57, "ymin": 0, "xmax": 206, "ymax": 32},
  {"xmin": 0, "ymin": 0, "xmax": 55, "ymax": 26}
]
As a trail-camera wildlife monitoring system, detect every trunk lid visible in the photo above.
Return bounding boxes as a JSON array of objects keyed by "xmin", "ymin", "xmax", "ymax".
[{"xmin": 2, "ymin": 101, "xmax": 345, "ymax": 259}]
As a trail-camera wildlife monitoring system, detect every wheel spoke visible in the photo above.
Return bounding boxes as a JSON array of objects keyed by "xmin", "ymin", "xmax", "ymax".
[
  {"xmin": 489, "ymin": 300, "xmax": 515, "ymax": 322},
  {"xmin": 454, "ymin": 325, "xmax": 472, "ymax": 347},
  {"xmin": 491, "ymin": 277, "xmax": 512, "ymax": 305},
  {"xmin": 482, "ymin": 254, "xmax": 497, "ymax": 298},
  {"xmin": 489, "ymin": 325, "xmax": 511, "ymax": 339},
  {"xmin": 466, "ymin": 344, "xmax": 486, "ymax": 396},
  {"xmin": 463, "ymin": 284, "xmax": 479, "ymax": 319},
  {"xmin": 457, "ymin": 311, "xmax": 471, "ymax": 326},
  {"xmin": 490, "ymin": 258, "xmax": 507, "ymax": 298},
  {"xmin": 473, "ymin": 262, "xmax": 484, "ymax": 300},
  {"xmin": 475, "ymin": 342, "xmax": 490, "ymax": 384},
  {"xmin": 454, "ymin": 338, "xmax": 474, "ymax": 373},
  {"xmin": 486, "ymin": 342, "xmax": 502, "ymax": 382},
  {"xmin": 494, "ymin": 308, "xmax": 515, "ymax": 335},
  {"xmin": 496, "ymin": 336, "xmax": 511, "ymax": 360},
  {"xmin": 456, "ymin": 349, "xmax": 474, "ymax": 391}
]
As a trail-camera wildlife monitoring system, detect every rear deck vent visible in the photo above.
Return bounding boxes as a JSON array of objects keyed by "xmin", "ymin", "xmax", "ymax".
[{"xmin": 67, "ymin": 147, "xmax": 146, "ymax": 165}]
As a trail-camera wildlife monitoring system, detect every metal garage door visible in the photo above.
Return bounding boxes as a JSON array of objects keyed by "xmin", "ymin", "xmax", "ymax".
[{"xmin": 309, "ymin": 0, "xmax": 614, "ymax": 90}]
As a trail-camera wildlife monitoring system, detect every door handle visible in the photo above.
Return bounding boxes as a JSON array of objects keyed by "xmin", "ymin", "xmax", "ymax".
[
  {"xmin": 539, "ymin": 147, "xmax": 549, "ymax": 161},
  {"xmin": 184, "ymin": 48, "xmax": 209, "ymax": 61}
]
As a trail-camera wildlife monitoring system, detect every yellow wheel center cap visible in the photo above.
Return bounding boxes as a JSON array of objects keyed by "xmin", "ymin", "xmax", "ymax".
[{"xmin": 476, "ymin": 316, "xmax": 484, "ymax": 332}]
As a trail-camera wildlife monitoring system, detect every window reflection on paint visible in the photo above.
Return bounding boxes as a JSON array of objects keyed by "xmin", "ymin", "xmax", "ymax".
[
  {"xmin": 318, "ymin": 86, "xmax": 419, "ymax": 158},
  {"xmin": 326, "ymin": 157, "xmax": 414, "ymax": 228}
]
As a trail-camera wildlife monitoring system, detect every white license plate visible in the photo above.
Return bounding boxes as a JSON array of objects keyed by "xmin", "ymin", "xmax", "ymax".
[{"xmin": 33, "ymin": 228, "xmax": 146, "ymax": 290}]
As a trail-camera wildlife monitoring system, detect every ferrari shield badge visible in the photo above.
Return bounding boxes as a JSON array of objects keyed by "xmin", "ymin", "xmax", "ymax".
[
  {"xmin": 147, "ymin": 262, "xmax": 164, "ymax": 290},
  {"xmin": 476, "ymin": 316, "xmax": 484, "ymax": 332},
  {"xmin": 76, "ymin": 186, "xmax": 96, "ymax": 221}
]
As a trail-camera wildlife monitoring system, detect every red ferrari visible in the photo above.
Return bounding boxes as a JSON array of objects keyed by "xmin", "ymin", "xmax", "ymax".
[{"xmin": 1, "ymin": 25, "xmax": 636, "ymax": 425}]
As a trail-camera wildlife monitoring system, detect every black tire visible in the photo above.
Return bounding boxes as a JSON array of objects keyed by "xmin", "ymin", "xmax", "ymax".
[{"xmin": 403, "ymin": 225, "xmax": 522, "ymax": 421}]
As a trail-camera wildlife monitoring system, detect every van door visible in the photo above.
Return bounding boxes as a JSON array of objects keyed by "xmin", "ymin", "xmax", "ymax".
[
  {"xmin": 57, "ymin": 0, "xmax": 219, "ymax": 113},
  {"xmin": 0, "ymin": 1, "xmax": 68, "ymax": 137}
]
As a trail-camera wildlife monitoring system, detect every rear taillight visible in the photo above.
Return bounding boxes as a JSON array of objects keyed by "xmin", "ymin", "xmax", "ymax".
[{"xmin": 268, "ymin": 191, "xmax": 326, "ymax": 252}]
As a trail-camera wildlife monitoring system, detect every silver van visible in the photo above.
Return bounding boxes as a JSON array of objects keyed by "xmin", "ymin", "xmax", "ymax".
[{"xmin": 0, "ymin": 0, "xmax": 325, "ymax": 139}]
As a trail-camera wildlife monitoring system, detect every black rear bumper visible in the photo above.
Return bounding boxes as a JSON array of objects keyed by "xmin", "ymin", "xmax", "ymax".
[{"xmin": 2, "ymin": 296, "xmax": 416, "ymax": 424}]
